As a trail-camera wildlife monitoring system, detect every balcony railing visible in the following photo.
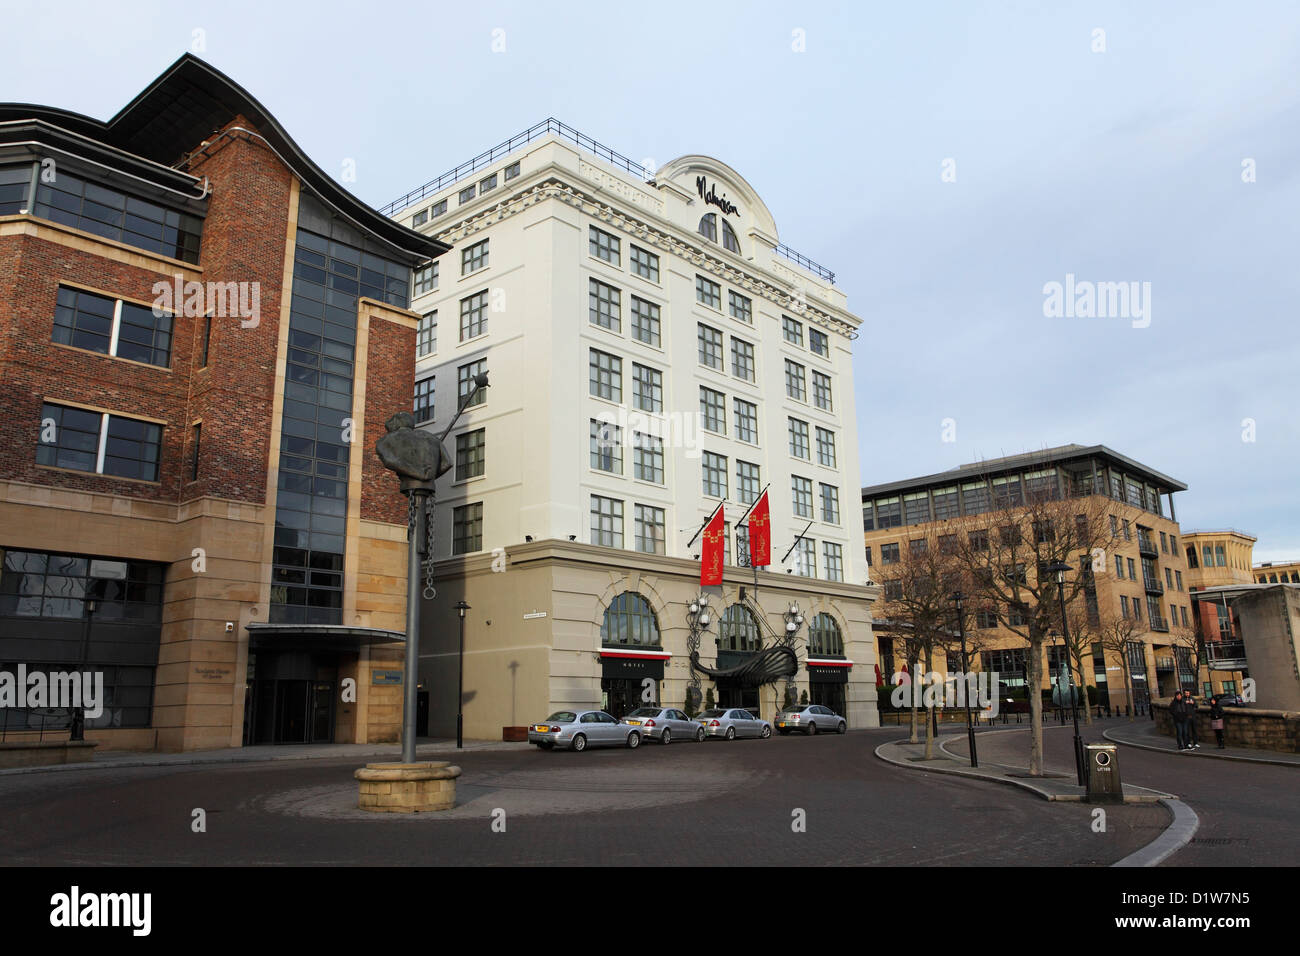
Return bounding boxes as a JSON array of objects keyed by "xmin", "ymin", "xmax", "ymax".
[
  {"xmin": 1155, "ymin": 655, "xmax": 1175, "ymax": 670},
  {"xmin": 1150, "ymin": 616, "xmax": 1170, "ymax": 633},
  {"xmin": 1206, "ymin": 640, "xmax": 1246, "ymax": 663},
  {"xmin": 1137, "ymin": 533, "xmax": 1159, "ymax": 558},
  {"xmin": 1143, "ymin": 576, "xmax": 1165, "ymax": 595}
]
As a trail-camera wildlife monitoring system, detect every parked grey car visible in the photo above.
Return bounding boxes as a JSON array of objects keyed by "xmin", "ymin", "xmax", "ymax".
[
  {"xmin": 528, "ymin": 710, "xmax": 642, "ymax": 752},
  {"xmin": 697, "ymin": 708, "xmax": 771, "ymax": 740},
  {"xmin": 620, "ymin": 706, "xmax": 706, "ymax": 744},
  {"xmin": 775, "ymin": 704, "xmax": 846, "ymax": 735}
]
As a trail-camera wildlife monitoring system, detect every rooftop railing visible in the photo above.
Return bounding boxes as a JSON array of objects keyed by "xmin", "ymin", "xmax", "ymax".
[{"xmin": 379, "ymin": 118, "xmax": 836, "ymax": 284}]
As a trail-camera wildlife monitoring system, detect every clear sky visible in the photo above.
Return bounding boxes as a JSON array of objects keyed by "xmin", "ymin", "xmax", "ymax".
[{"xmin": 4, "ymin": 0, "xmax": 1297, "ymax": 561}]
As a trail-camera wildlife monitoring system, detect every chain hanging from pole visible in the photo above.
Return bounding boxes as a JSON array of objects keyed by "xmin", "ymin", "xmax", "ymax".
[{"xmin": 422, "ymin": 493, "xmax": 437, "ymax": 600}]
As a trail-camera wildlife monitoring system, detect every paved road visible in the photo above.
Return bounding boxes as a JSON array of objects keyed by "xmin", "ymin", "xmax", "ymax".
[
  {"xmin": 0, "ymin": 730, "xmax": 1167, "ymax": 866},
  {"xmin": 942, "ymin": 719, "xmax": 1299, "ymax": 866}
]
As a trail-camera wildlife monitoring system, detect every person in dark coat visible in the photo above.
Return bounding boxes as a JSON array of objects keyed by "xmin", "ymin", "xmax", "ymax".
[
  {"xmin": 1209, "ymin": 695, "xmax": 1226, "ymax": 748},
  {"xmin": 1170, "ymin": 691, "xmax": 1189, "ymax": 750},
  {"xmin": 1185, "ymin": 693, "xmax": 1200, "ymax": 748}
]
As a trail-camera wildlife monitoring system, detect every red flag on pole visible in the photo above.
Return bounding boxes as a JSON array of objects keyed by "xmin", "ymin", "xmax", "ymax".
[
  {"xmin": 700, "ymin": 504, "xmax": 726, "ymax": 586},
  {"xmin": 747, "ymin": 488, "xmax": 771, "ymax": 568}
]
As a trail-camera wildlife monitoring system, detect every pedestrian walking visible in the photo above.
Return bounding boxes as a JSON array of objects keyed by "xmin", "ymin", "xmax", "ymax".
[
  {"xmin": 1209, "ymin": 694, "xmax": 1226, "ymax": 749},
  {"xmin": 1185, "ymin": 693, "xmax": 1200, "ymax": 748},
  {"xmin": 1171, "ymin": 690, "xmax": 1190, "ymax": 750}
]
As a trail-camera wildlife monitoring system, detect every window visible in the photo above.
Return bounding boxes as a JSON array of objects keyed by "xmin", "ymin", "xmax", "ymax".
[
  {"xmin": 590, "ymin": 419, "xmax": 621, "ymax": 474},
  {"xmin": 976, "ymin": 609, "xmax": 999, "ymax": 629},
  {"xmin": 456, "ymin": 428, "xmax": 486, "ymax": 480},
  {"xmin": 700, "ymin": 387, "xmax": 726, "ymax": 434},
  {"xmin": 1180, "ymin": 605, "xmax": 1189, "ymax": 627},
  {"xmin": 698, "ymin": 213, "xmax": 718, "ymax": 243},
  {"xmin": 734, "ymin": 399, "xmax": 758, "ymax": 444},
  {"xmin": 413, "ymin": 376, "xmax": 434, "ymax": 423},
  {"xmin": 938, "ymin": 533, "xmax": 958, "ymax": 555},
  {"xmin": 589, "ymin": 226, "xmax": 620, "ymax": 265},
  {"xmin": 795, "ymin": 538, "xmax": 816, "ymax": 577},
  {"xmin": 417, "ymin": 311, "xmax": 437, "ymax": 356},
  {"xmin": 884, "ymin": 580, "xmax": 903, "ymax": 601},
  {"xmin": 698, "ymin": 323, "xmax": 723, "ymax": 369},
  {"xmin": 702, "ymin": 452, "xmax": 728, "ymax": 498},
  {"xmin": 719, "ymin": 604, "xmax": 760, "ymax": 651},
  {"xmin": 589, "ymin": 349, "xmax": 622, "ymax": 402},
  {"xmin": 459, "ymin": 289, "xmax": 488, "ymax": 340},
  {"xmin": 785, "ymin": 360, "xmax": 806, "ymax": 401},
  {"xmin": 815, "ymin": 427, "xmax": 837, "ymax": 467},
  {"xmin": 783, "ymin": 316, "xmax": 804, "ymax": 346},
  {"xmin": 190, "ymin": 423, "xmax": 201, "ymax": 482},
  {"xmin": 461, "ymin": 239, "xmax": 488, "ymax": 275},
  {"xmin": 1127, "ymin": 557, "xmax": 1136, "ymax": 579},
  {"xmin": 458, "ymin": 185, "xmax": 476, "ymax": 205},
  {"xmin": 1025, "ymin": 469, "xmax": 1060, "ymax": 502},
  {"xmin": 932, "ymin": 485, "xmax": 959, "ymax": 520},
  {"xmin": 809, "ymin": 329, "xmax": 829, "ymax": 357},
  {"xmin": 633, "ymin": 432, "xmax": 663, "ymax": 483},
  {"xmin": 736, "ymin": 460, "xmax": 760, "ymax": 505},
  {"xmin": 904, "ymin": 492, "xmax": 930, "ymax": 525},
  {"xmin": 589, "ymin": 278, "xmax": 621, "ymax": 331},
  {"xmin": 731, "ymin": 337, "xmax": 755, "ymax": 381},
  {"xmin": 962, "ymin": 482, "xmax": 989, "ymax": 515},
  {"xmin": 479, "ymin": 173, "xmax": 497, "ymax": 193},
  {"xmin": 992, "ymin": 476, "xmax": 1023, "ymax": 510},
  {"xmin": 33, "ymin": 171, "xmax": 202, "ymax": 263},
  {"xmin": 1115, "ymin": 557, "xmax": 1125, "ymax": 580},
  {"xmin": 876, "ymin": 497, "xmax": 902, "ymax": 529},
  {"xmin": 53, "ymin": 287, "xmax": 172, "ymax": 368},
  {"xmin": 721, "ymin": 219, "xmax": 741, "ymax": 253},
  {"xmin": 37, "ymin": 403, "xmax": 161, "ymax": 481},
  {"xmin": 1160, "ymin": 531, "xmax": 1168, "ymax": 553},
  {"xmin": 504, "ymin": 162, "xmax": 521, "ymax": 182},
  {"xmin": 728, "ymin": 291, "xmax": 752, "ymax": 324},
  {"xmin": 910, "ymin": 538, "xmax": 928, "ymax": 556},
  {"xmin": 458, "ymin": 359, "xmax": 486, "ymax": 408},
  {"xmin": 695, "ymin": 275, "xmax": 722, "ymax": 310},
  {"xmin": 1122, "ymin": 519, "xmax": 1131, "ymax": 541},
  {"xmin": 602, "ymin": 591, "xmax": 660, "ymax": 646},
  {"xmin": 631, "ymin": 363, "xmax": 661, "ymax": 412},
  {"xmin": 998, "ymin": 524, "xmax": 1021, "ymax": 548},
  {"xmin": 630, "ymin": 296, "xmax": 660, "ymax": 346},
  {"xmin": 792, "ymin": 476, "xmax": 813, "ymax": 518},
  {"xmin": 1165, "ymin": 567, "xmax": 1173, "ymax": 588},
  {"xmin": 881, "ymin": 542, "xmax": 900, "ymax": 564},
  {"xmin": 1169, "ymin": 534, "xmax": 1177, "ymax": 554},
  {"xmin": 1215, "ymin": 545, "xmax": 1226, "ymax": 567},
  {"xmin": 413, "ymin": 262, "xmax": 438, "ymax": 296},
  {"xmin": 0, "ymin": 164, "xmax": 31, "ymax": 216},
  {"xmin": 812, "ymin": 371, "xmax": 833, "ymax": 411},
  {"xmin": 452, "ymin": 503, "xmax": 483, "ymax": 554},
  {"xmin": 1033, "ymin": 519, "xmax": 1055, "ymax": 544},
  {"xmin": 822, "ymin": 544, "xmax": 844, "ymax": 583},
  {"xmin": 1175, "ymin": 570, "xmax": 1183, "ymax": 591},
  {"xmin": 865, "ymin": 546, "xmax": 872, "ymax": 566},
  {"xmin": 820, "ymin": 484, "xmax": 840, "ymax": 524},
  {"xmin": 788, "ymin": 418, "xmax": 810, "ymax": 459},
  {"xmin": 430, "ymin": 198, "xmax": 448, "ymax": 218},
  {"xmin": 634, "ymin": 505, "xmax": 665, "ymax": 554},
  {"xmin": 590, "ymin": 495, "xmax": 623, "ymax": 548},
  {"xmin": 630, "ymin": 245, "xmax": 659, "ymax": 282},
  {"xmin": 969, "ymin": 529, "xmax": 989, "ymax": 552}
]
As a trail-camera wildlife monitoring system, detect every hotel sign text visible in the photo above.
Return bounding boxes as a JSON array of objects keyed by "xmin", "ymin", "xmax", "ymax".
[{"xmin": 697, "ymin": 176, "xmax": 738, "ymax": 217}]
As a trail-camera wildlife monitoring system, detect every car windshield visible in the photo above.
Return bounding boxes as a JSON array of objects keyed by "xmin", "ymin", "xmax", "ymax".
[
  {"xmin": 544, "ymin": 712, "xmax": 577, "ymax": 723},
  {"xmin": 699, "ymin": 709, "xmax": 727, "ymax": 718},
  {"xmin": 627, "ymin": 708, "xmax": 661, "ymax": 717}
]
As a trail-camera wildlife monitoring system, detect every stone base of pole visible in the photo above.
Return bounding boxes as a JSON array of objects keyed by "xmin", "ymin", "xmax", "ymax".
[{"xmin": 354, "ymin": 761, "xmax": 461, "ymax": 813}]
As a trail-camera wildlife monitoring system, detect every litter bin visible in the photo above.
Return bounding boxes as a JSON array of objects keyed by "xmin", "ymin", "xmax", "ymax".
[{"xmin": 1085, "ymin": 743, "xmax": 1122, "ymax": 804}]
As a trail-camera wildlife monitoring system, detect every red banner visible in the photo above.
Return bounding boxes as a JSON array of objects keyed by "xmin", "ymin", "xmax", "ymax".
[
  {"xmin": 747, "ymin": 489, "xmax": 771, "ymax": 568},
  {"xmin": 700, "ymin": 505, "xmax": 726, "ymax": 586}
]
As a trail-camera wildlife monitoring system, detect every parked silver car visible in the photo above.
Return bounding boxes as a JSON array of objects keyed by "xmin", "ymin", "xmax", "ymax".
[
  {"xmin": 528, "ymin": 710, "xmax": 642, "ymax": 752},
  {"xmin": 775, "ymin": 704, "xmax": 846, "ymax": 736},
  {"xmin": 621, "ymin": 706, "xmax": 706, "ymax": 744},
  {"xmin": 697, "ymin": 708, "xmax": 771, "ymax": 740}
]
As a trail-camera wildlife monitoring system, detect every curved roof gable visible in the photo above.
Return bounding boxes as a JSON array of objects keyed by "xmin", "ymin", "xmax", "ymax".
[{"xmin": 655, "ymin": 154, "xmax": 779, "ymax": 243}]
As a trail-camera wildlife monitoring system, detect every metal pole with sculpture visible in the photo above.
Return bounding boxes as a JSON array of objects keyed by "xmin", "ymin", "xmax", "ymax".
[{"xmin": 353, "ymin": 371, "xmax": 487, "ymax": 812}]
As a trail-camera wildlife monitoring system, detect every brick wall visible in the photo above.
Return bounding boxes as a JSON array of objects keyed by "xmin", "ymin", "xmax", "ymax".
[{"xmin": 361, "ymin": 313, "xmax": 415, "ymax": 525}]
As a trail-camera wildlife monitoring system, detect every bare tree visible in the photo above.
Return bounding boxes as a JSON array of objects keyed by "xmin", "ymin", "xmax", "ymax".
[
  {"xmin": 949, "ymin": 486, "xmax": 1118, "ymax": 776},
  {"xmin": 1060, "ymin": 594, "xmax": 1100, "ymax": 725},
  {"xmin": 1097, "ymin": 612, "xmax": 1144, "ymax": 721}
]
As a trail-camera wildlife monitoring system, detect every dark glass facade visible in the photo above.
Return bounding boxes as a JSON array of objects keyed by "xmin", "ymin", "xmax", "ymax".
[{"xmin": 268, "ymin": 194, "xmax": 410, "ymax": 625}]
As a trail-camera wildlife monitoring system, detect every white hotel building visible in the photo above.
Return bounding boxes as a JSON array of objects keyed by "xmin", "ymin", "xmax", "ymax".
[{"xmin": 384, "ymin": 120, "xmax": 878, "ymax": 738}]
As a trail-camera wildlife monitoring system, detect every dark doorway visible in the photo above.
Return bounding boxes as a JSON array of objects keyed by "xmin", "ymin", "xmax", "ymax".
[
  {"xmin": 809, "ymin": 681, "xmax": 845, "ymax": 715},
  {"xmin": 717, "ymin": 681, "xmax": 759, "ymax": 713},
  {"xmin": 601, "ymin": 678, "xmax": 642, "ymax": 719},
  {"xmin": 244, "ymin": 651, "xmax": 339, "ymax": 744},
  {"xmin": 417, "ymin": 690, "xmax": 429, "ymax": 737}
]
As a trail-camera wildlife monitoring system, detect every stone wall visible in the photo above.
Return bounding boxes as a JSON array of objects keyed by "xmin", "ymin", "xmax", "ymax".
[{"xmin": 1154, "ymin": 698, "xmax": 1300, "ymax": 752}]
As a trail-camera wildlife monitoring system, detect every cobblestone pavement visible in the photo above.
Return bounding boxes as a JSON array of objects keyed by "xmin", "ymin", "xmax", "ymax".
[{"xmin": 0, "ymin": 729, "xmax": 1168, "ymax": 865}]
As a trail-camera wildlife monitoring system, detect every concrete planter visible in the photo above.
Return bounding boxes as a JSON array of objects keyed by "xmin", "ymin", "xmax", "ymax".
[{"xmin": 354, "ymin": 761, "xmax": 462, "ymax": 812}]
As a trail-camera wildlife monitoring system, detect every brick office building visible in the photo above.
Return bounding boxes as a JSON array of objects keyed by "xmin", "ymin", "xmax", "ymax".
[{"xmin": 0, "ymin": 55, "xmax": 446, "ymax": 751}]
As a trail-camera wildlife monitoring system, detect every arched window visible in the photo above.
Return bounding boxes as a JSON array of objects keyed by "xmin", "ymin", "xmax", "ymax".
[
  {"xmin": 721, "ymin": 219, "xmax": 741, "ymax": 254},
  {"xmin": 808, "ymin": 613, "xmax": 843, "ymax": 656},
  {"xmin": 698, "ymin": 213, "xmax": 717, "ymax": 243},
  {"xmin": 601, "ymin": 591, "xmax": 660, "ymax": 647},
  {"xmin": 719, "ymin": 603, "xmax": 760, "ymax": 651}
]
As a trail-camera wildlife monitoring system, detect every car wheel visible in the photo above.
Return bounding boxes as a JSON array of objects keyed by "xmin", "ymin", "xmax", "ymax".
[
  {"xmin": 627, "ymin": 731, "xmax": 641, "ymax": 749},
  {"xmin": 761, "ymin": 724, "xmax": 771, "ymax": 739},
  {"xmin": 837, "ymin": 721, "xmax": 847, "ymax": 735},
  {"xmin": 661, "ymin": 729, "xmax": 671, "ymax": 746},
  {"xmin": 572, "ymin": 733, "xmax": 587, "ymax": 752},
  {"xmin": 725, "ymin": 727, "xmax": 736, "ymax": 741},
  {"xmin": 808, "ymin": 721, "xmax": 818, "ymax": 736},
  {"xmin": 695, "ymin": 726, "xmax": 706, "ymax": 742}
]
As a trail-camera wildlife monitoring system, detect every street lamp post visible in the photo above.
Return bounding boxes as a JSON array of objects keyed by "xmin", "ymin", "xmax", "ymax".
[
  {"xmin": 1046, "ymin": 560, "xmax": 1086, "ymax": 786},
  {"xmin": 950, "ymin": 591, "xmax": 977, "ymax": 767},
  {"xmin": 685, "ymin": 594, "xmax": 712, "ymax": 713},
  {"xmin": 455, "ymin": 600, "xmax": 469, "ymax": 749}
]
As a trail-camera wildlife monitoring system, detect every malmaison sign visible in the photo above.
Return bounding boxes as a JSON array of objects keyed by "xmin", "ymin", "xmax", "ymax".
[{"xmin": 696, "ymin": 176, "xmax": 739, "ymax": 217}]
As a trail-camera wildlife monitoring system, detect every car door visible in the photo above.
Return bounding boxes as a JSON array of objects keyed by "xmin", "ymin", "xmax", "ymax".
[
  {"xmin": 733, "ymin": 709, "xmax": 753, "ymax": 737},
  {"xmin": 667, "ymin": 709, "xmax": 688, "ymax": 737},
  {"xmin": 597, "ymin": 711, "xmax": 621, "ymax": 744}
]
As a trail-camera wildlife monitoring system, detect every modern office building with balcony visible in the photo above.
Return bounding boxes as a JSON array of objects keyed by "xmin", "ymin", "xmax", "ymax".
[
  {"xmin": 0, "ymin": 56, "xmax": 445, "ymax": 751},
  {"xmin": 1181, "ymin": 529, "xmax": 1255, "ymax": 695},
  {"xmin": 863, "ymin": 444, "xmax": 1199, "ymax": 710},
  {"xmin": 384, "ymin": 120, "xmax": 877, "ymax": 736}
]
